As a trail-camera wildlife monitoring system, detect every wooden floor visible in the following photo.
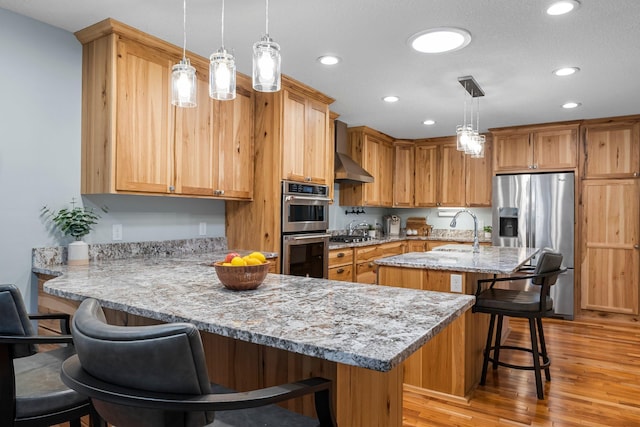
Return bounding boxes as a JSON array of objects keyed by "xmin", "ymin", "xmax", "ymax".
[{"xmin": 403, "ymin": 317, "xmax": 640, "ymax": 426}]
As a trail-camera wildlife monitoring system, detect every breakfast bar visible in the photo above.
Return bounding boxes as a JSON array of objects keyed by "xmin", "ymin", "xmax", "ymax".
[
  {"xmin": 36, "ymin": 250, "xmax": 474, "ymax": 427},
  {"xmin": 375, "ymin": 244, "xmax": 539, "ymax": 399}
]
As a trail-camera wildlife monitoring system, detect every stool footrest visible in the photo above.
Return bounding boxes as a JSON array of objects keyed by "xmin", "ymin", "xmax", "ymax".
[{"xmin": 487, "ymin": 345, "xmax": 551, "ymax": 371}]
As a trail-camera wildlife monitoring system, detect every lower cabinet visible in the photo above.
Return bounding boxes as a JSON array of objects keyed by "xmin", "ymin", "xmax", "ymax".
[
  {"xmin": 328, "ymin": 248, "xmax": 354, "ymax": 281},
  {"xmin": 355, "ymin": 241, "xmax": 405, "ymax": 284}
]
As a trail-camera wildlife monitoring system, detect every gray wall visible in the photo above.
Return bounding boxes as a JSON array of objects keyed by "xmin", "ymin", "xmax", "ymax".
[{"xmin": 0, "ymin": 8, "xmax": 226, "ymax": 309}]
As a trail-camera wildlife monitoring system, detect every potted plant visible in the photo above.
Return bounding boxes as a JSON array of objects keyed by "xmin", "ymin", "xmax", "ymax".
[
  {"xmin": 41, "ymin": 199, "xmax": 103, "ymax": 265},
  {"xmin": 483, "ymin": 225, "xmax": 492, "ymax": 239}
]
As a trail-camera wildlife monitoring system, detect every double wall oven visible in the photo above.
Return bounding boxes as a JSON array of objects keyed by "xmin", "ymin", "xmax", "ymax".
[{"xmin": 281, "ymin": 180, "xmax": 330, "ymax": 278}]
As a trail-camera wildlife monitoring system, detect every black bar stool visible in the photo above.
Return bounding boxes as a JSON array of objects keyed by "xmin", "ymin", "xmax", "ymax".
[{"xmin": 473, "ymin": 251, "xmax": 565, "ymax": 399}]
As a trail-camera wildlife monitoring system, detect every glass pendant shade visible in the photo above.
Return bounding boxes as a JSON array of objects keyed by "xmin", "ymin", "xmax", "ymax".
[
  {"xmin": 456, "ymin": 124, "xmax": 473, "ymax": 151},
  {"xmin": 252, "ymin": 36, "xmax": 281, "ymax": 92},
  {"xmin": 468, "ymin": 134, "xmax": 486, "ymax": 158},
  {"xmin": 171, "ymin": 59, "xmax": 197, "ymax": 107},
  {"xmin": 209, "ymin": 48, "xmax": 236, "ymax": 100}
]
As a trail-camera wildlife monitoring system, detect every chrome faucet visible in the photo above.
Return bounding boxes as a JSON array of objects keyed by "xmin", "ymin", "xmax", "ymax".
[
  {"xmin": 347, "ymin": 220, "xmax": 358, "ymax": 236},
  {"xmin": 450, "ymin": 209, "xmax": 480, "ymax": 253}
]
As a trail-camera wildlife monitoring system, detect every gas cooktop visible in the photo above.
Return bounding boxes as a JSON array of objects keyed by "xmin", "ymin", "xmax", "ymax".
[{"xmin": 330, "ymin": 234, "xmax": 372, "ymax": 243}]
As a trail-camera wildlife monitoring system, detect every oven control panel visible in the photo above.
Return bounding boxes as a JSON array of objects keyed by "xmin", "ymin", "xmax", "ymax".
[{"xmin": 283, "ymin": 180, "xmax": 328, "ymax": 197}]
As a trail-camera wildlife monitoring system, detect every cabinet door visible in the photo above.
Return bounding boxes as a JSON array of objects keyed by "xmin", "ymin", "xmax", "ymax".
[
  {"xmin": 379, "ymin": 140, "xmax": 395, "ymax": 207},
  {"xmin": 393, "ymin": 143, "xmax": 414, "ymax": 207},
  {"xmin": 175, "ymin": 68, "xmax": 215, "ymax": 196},
  {"xmin": 438, "ymin": 143, "xmax": 466, "ymax": 206},
  {"xmin": 532, "ymin": 127, "xmax": 577, "ymax": 170},
  {"xmin": 305, "ymin": 99, "xmax": 330, "ymax": 184},
  {"xmin": 581, "ymin": 179, "xmax": 639, "ymax": 314},
  {"xmin": 362, "ymin": 135, "xmax": 382, "ymax": 206},
  {"xmin": 414, "ymin": 144, "xmax": 437, "ymax": 207},
  {"xmin": 214, "ymin": 88, "xmax": 254, "ymax": 199},
  {"xmin": 282, "ymin": 90, "xmax": 307, "ymax": 182},
  {"xmin": 493, "ymin": 132, "xmax": 532, "ymax": 172},
  {"xmin": 583, "ymin": 123, "xmax": 640, "ymax": 178},
  {"xmin": 407, "ymin": 240, "xmax": 427, "ymax": 252},
  {"xmin": 115, "ymin": 40, "xmax": 174, "ymax": 193},
  {"xmin": 465, "ymin": 138, "xmax": 493, "ymax": 207}
]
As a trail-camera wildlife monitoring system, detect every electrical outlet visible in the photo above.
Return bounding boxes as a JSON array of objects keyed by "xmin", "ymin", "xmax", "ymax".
[
  {"xmin": 199, "ymin": 222, "xmax": 207, "ymax": 236},
  {"xmin": 450, "ymin": 274, "xmax": 462, "ymax": 293},
  {"xmin": 112, "ymin": 224, "xmax": 123, "ymax": 241}
]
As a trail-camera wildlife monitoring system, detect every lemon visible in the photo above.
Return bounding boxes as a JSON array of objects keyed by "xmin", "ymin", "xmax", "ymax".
[
  {"xmin": 230, "ymin": 256, "xmax": 246, "ymax": 266},
  {"xmin": 222, "ymin": 262, "xmax": 233, "ymax": 266},
  {"xmin": 249, "ymin": 251, "xmax": 267, "ymax": 263},
  {"xmin": 245, "ymin": 257, "xmax": 262, "ymax": 266}
]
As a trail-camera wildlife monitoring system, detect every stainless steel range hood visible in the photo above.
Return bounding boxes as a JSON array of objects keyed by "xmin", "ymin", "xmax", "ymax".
[{"xmin": 334, "ymin": 120, "xmax": 374, "ymax": 183}]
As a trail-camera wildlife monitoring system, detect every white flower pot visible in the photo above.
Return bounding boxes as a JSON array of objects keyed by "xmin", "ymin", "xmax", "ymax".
[
  {"xmin": 68, "ymin": 240, "xmax": 89, "ymax": 266},
  {"xmin": 484, "ymin": 232, "xmax": 492, "ymax": 239}
]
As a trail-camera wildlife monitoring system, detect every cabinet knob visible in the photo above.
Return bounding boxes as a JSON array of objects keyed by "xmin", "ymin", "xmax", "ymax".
[
  {"xmin": 337, "ymin": 268, "xmax": 344, "ymax": 274},
  {"xmin": 305, "ymin": 177, "xmax": 312, "ymax": 182},
  {"xmin": 368, "ymin": 262, "xmax": 374, "ymax": 268},
  {"xmin": 634, "ymin": 172, "xmax": 639, "ymax": 177},
  {"xmin": 213, "ymin": 190, "xmax": 225, "ymax": 196},
  {"xmin": 169, "ymin": 186, "xmax": 175, "ymax": 192},
  {"xmin": 634, "ymin": 245, "xmax": 639, "ymax": 249},
  {"xmin": 337, "ymin": 252, "xmax": 345, "ymax": 258}
]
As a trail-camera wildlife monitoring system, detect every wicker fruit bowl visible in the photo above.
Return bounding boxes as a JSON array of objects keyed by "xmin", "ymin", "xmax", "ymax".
[{"xmin": 213, "ymin": 261, "xmax": 270, "ymax": 291}]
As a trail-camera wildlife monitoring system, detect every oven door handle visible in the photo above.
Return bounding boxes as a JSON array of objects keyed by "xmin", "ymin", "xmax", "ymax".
[
  {"xmin": 284, "ymin": 195, "xmax": 333, "ymax": 203},
  {"xmin": 288, "ymin": 233, "xmax": 332, "ymax": 241}
]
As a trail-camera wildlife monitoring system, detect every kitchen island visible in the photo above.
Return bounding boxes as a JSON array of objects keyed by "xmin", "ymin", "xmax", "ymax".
[
  {"xmin": 36, "ymin": 249, "xmax": 474, "ymax": 427},
  {"xmin": 375, "ymin": 244, "xmax": 539, "ymax": 400}
]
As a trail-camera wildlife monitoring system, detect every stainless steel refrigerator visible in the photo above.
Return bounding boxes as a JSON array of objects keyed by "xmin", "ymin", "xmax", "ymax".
[{"xmin": 492, "ymin": 172, "xmax": 574, "ymax": 319}]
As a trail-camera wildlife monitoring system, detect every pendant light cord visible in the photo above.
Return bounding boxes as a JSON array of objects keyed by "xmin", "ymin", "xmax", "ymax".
[
  {"xmin": 182, "ymin": 0, "xmax": 187, "ymax": 60},
  {"xmin": 265, "ymin": 0, "xmax": 269, "ymax": 35},
  {"xmin": 221, "ymin": 0, "xmax": 225, "ymax": 49}
]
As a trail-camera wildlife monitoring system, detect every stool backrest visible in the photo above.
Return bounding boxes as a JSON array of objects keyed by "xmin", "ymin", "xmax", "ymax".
[
  {"xmin": 0, "ymin": 284, "xmax": 36, "ymax": 358},
  {"xmin": 532, "ymin": 251, "xmax": 564, "ymax": 286},
  {"xmin": 71, "ymin": 298, "xmax": 214, "ymax": 427}
]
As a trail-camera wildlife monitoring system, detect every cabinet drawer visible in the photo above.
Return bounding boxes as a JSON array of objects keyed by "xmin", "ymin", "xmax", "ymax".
[
  {"xmin": 356, "ymin": 261, "xmax": 378, "ymax": 284},
  {"xmin": 329, "ymin": 248, "xmax": 354, "ymax": 267},
  {"xmin": 329, "ymin": 265, "xmax": 354, "ymax": 282}
]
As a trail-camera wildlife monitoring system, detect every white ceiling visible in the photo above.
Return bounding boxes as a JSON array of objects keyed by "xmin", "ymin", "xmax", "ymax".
[{"xmin": 2, "ymin": 0, "xmax": 639, "ymax": 139}]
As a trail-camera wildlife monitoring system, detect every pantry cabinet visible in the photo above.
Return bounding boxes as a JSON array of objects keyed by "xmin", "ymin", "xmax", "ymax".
[
  {"xmin": 340, "ymin": 127, "xmax": 394, "ymax": 207},
  {"xmin": 492, "ymin": 123, "xmax": 579, "ymax": 173},
  {"xmin": 76, "ymin": 18, "xmax": 254, "ymax": 200}
]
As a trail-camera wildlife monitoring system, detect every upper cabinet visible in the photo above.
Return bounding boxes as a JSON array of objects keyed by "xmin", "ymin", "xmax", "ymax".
[
  {"xmin": 465, "ymin": 134, "xmax": 493, "ymax": 207},
  {"xmin": 281, "ymin": 89, "xmax": 331, "ymax": 184},
  {"xmin": 76, "ymin": 19, "xmax": 254, "ymax": 200},
  {"xmin": 393, "ymin": 141, "xmax": 415, "ymax": 207},
  {"xmin": 581, "ymin": 119, "xmax": 640, "ymax": 179},
  {"xmin": 492, "ymin": 123, "xmax": 579, "ymax": 173},
  {"xmin": 340, "ymin": 127, "xmax": 394, "ymax": 207}
]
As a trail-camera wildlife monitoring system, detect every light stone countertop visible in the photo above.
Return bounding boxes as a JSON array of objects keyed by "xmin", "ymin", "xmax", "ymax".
[
  {"xmin": 328, "ymin": 230, "xmax": 492, "ymax": 250},
  {"xmin": 39, "ymin": 251, "xmax": 475, "ymax": 373},
  {"xmin": 375, "ymin": 244, "xmax": 539, "ymax": 274}
]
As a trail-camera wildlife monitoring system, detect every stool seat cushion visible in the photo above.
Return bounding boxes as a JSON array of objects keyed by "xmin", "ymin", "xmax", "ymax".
[
  {"xmin": 476, "ymin": 289, "xmax": 553, "ymax": 313},
  {"xmin": 14, "ymin": 345, "xmax": 88, "ymax": 418}
]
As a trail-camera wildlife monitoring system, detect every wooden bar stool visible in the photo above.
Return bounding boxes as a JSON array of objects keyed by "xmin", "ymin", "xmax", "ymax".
[{"xmin": 473, "ymin": 251, "xmax": 565, "ymax": 399}]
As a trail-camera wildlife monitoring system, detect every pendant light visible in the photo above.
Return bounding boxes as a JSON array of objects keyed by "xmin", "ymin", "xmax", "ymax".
[
  {"xmin": 171, "ymin": 0, "xmax": 197, "ymax": 107},
  {"xmin": 252, "ymin": 0, "xmax": 281, "ymax": 92},
  {"xmin": 456, "ymin": 80, "xmax": 473, "ymax": 151},
  {"xmin": 210, "ymin": 0, "xmax": 236, "ymax": 100},
  {"xmin": 456, "ymin": 76, "xmax": 485, "ymax": 157}
]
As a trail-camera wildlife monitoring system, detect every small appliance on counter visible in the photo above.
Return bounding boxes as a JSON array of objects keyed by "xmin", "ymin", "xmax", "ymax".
[{"xmin": 382, "ymin": 215, "xmax": 401, "ymax": 236}]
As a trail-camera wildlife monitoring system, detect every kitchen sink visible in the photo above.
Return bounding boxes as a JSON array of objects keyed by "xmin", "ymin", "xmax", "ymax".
[{"xmin": 432, "ymin": 245, "xmax": 475, "ymax": 253}]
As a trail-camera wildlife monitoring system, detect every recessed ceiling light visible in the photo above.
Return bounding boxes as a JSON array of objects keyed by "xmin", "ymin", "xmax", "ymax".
[
  {"xmin": 562, "ymin": 102, "xmax": 581, "ymax": 109},
  {"xmin": 547, "ymin": 0, "xmax": 580, "ymax": 16},
  {"xmin": 317, "ymin": 55, "xmax": 341, "ymax": 65},
  {"xmin": 383, "ymin": 96, "xmax": 399, "ymax": 103},
  {"xmin": 423, "ymin": 119, "xmax": 436, "ymax": 125},
  {"xmin": 553, "ymin": 67, "xmax": 580, "ymax": 76},
  {"xmin": 408, "ymin": 27, "xmax": 472, "ymax": 53}
]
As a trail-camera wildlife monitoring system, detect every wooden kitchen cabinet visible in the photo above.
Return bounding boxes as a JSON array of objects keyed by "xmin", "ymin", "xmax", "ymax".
[
  {"xmin": 281, "ymin": 89, "xmax": 331, "ymax": 184},
  {"xmin": 581, "ymin": 179, "xmax": 640, "ymax": 315},
  {"xmin": 76, "ymin": 18, "xmax": 254, "ymax": 200},
  {"xmin": 393, "ymin": 141, "xmax": 415, "ymax": 207},
  {"xmin": 492, "ymin": 123, "xmax": 579, "ymax": 173},
  {"xmin": 465, "ymin": 136, "xmax": 493, "ymax": 206},
  {"xmin": 354, "ymin": 241, "xmax": 405, "ymax": 284},
  {"xmin": 413, "ymin": 137, "xmax": 466, "ymax": 207},
  {"xmin": 406, "ymin": 240, "xmax": 428, "ymax": 252},
  {"xmin": 328, "ymin": 248, "xmax": 354, "ymax": 281},
  {"xmin": 581, "ymin": 119, "xmax": 640, "ymax": 178},
  {"xmin": 340, "ymin": 127, "xmax": 394, "ymax": 207}
]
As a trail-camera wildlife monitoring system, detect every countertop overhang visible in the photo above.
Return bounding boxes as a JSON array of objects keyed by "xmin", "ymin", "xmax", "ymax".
[
  {"xmin": 38, "ymin": 251, "xmax": 475, "ymax": 373},
  {"xmin": 375, "ymin": 244, "xmax": 540, "ymax": 274}
]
